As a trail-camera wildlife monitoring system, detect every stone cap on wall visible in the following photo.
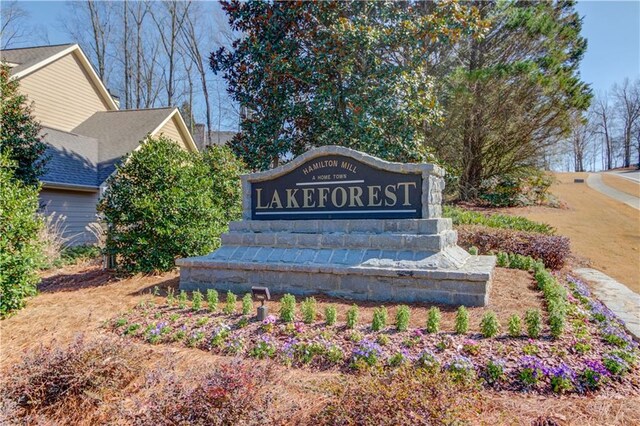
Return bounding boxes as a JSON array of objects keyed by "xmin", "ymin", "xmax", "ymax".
[
  {"xmin": 240, "ymin": 145, "xmax": 446, "ymax": 220},
  {"xmin": 242, "ymin": 145, "xmax": 444, "ymax": 183}
]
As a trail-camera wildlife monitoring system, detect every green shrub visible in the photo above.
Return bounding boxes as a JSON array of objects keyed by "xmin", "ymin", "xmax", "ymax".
[
  {"xmin": 98, "ymin": 138, "xmax": 244, "ymax": 274},
  {"xmin": 207, "ymin": 289, "xmax": 218, "ymax": 312},
  {"xmin": 346, "ymin": 305, "xmax": 359, "ymax": 329},
  {"xmin": 191, "ymin": 290, "xmax": 203, "ymax": 311},
  {"xmin": 443, "ymin": 205, "xmax": 554, "ymax": 234},
  {"xmin": 480, "ymin": 311, "xmax": 500, "ymax": 338},
  {"xmin": 178, "ymin": 290, "xmax": 188, "ymax": 309},
  {"xmin": 301, "ymin": 297, "xmax": 317, "ymax": 324},
  {"xmin": 426, "ymin": 307, "xmax": 441, "ymax": 334},
  {"xmin": 525, "ymin": 309, "xmax": 542, "ymax": 339},
  {"xmin": 242, "ymin": 293, "xmax": 253, "ymax": 315},
  {"xmin": 371, "ymin": 306, "xmax": 388, "ymax": 331},
  {"xmin": 325, "ymin": 305, "xmax": 337, "ymax": 325},
  {"xmin": 477, "ymin": 171, "xmax": 554, "ymax": 207},
  {"xmin": 279, "ymin": 294, "xmax": 296, "ymax": 323},
  {"xmin": 223, "ymin": 291, "xmax": 237, "ymax": 315},
  {"xmin": 0, "ymin": 64, "xmax": 47, "ymax": 186},
  {"xmin": 508, "ymin": 315, "xmax": 522, "ymax": 337},
  {"xmin": 47, "ymin": 245, "xmax": 102, "ymax": 269},
  {"xmin": 395, "ymin": 305, "xmax": 410, "ymax": 331},
  {"xmin": 0, "ymin": 153, "xmax": 43, "ymax": 317},
  {"xmin": 455, "ymin": 306, "xmax": 469, "ymax": 334}
]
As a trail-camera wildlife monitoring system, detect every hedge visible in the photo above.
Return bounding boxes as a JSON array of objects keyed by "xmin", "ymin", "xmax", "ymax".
[{"xmin": 456, "ymin": 225, "xmax": 570, "ymax": 270}]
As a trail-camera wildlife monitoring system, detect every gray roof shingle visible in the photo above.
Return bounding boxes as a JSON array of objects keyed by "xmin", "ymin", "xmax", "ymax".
[
  {"xmin": 0, "ymin": 43, "xmax": 75, "ymax": 75},
  {"xmin": 72, "ymin": 107, "xmax": 177, "ymax": 183},
  {"xmin": 40, "ymin": 126, "xmax": 99, "ymax": 188}
]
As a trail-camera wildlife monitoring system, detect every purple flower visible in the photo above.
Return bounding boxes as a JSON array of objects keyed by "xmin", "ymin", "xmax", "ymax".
[
  {"xmin": 566, "ymin": 275, "xmax": 591, "ymax": 297},
  {"xmin": 548, "ymin": 363, "xmax": 576, "ymax": 380},
  {"xmin": 519, "ymin": 356, "xmax": 548, "ymax": 377},
  {"xmin": 446, "ymin": 355, "xmax": 475, "ymax": 372},
  {"xmin": 262, "ymin": 315, "xmax": 277, "ymax": 325},
  {"xmin": 583, "ymin": 359, "xmax": 610, "ymax": 379},
  {"xmin": 352, "ymin": 340, "xmax": 382, "ymax": 359}
]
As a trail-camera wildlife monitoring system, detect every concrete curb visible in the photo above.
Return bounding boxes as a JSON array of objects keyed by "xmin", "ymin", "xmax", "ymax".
[{"xmin": 574, "ymin": 267, "xmax": 640, "ymax": 340}]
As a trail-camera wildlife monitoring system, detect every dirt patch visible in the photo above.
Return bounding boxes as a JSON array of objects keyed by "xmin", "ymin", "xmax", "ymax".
[
  {"xmin": 504, "ymin": 172, "xmax": 640, "ymax": 293},
  {"xmin": 601, "ymin": 173, "xmax": 640, "ymax": 198}
]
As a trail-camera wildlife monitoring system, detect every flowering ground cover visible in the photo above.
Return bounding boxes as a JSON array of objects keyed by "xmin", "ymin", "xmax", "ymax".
[{"xmin": 108, "ymin": 267, "xmax": 640, "ymax": 396}]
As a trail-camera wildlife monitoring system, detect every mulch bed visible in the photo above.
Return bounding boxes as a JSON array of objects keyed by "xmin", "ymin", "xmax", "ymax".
[{"xmin": 107, "ymin": 268, "xmax": 640, "ymax": 396}]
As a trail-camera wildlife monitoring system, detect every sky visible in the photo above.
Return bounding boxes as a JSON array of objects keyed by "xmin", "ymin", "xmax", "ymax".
[{"xmin": 5, "ymin": 0, "xmax": 640, "ymax": 106}]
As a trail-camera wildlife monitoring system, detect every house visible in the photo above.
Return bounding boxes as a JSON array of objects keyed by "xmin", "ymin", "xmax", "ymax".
[
  {"xmin": 191, "ymin": 123, "xmax": 237, "ymax": 151},
  {"xmin": 0, "ymin": 43, "xmax": 197, "ymax": 245}
]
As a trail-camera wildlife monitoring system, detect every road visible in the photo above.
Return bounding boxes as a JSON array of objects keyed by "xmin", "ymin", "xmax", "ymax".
[
  {"xmin": 607, "ymin": 169, "xmax": 640, "ymax": 183},
  {"xmin": 587, "ymin": 173, "xmax": 640, "ymax": 210},
  {"xmin": 506, "ymin": 173, "xmax": 640, "ymax": 294}
]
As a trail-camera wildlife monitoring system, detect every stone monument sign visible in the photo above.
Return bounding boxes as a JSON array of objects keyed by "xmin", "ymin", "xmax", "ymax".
[{"xmin": 177, "ymin": 145, "xmax": 495, "ymax": 306}]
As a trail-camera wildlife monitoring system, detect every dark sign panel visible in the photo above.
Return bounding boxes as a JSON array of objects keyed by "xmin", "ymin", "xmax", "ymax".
[{"xmin": 251, "ymin": 155, "xmax": 422, "ymax": 220}]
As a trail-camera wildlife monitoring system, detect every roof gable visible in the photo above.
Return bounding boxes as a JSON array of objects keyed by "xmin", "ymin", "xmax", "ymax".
[
  {"xmin": 72, "ymin": 107, "xmax": 197, "ymax": 184},
  {"xmin": 0, "ymin": 43, "xmax": 118, "ymax": 111}
]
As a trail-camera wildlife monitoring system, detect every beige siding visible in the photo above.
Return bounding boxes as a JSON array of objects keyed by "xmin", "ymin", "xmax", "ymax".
[
  {"xmin": 39, "ymin": 188, "xmax": 100, "ymax": 246},
  {"xmin": 155, "ymin": 116, "xmax": 188, "ymax": 149},
  {"xmin": 20, "ymin": 52, "xmax": 110, "ymax": 131}
]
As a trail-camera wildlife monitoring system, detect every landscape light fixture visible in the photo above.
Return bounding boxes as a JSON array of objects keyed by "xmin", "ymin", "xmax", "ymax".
[{"xmin": 251, "ymin": 286, "xmax": 271, "ymax": 321}]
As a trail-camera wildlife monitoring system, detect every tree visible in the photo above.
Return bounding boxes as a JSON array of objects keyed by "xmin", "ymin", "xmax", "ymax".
[
  {"xmin": 592, "ymin": 92, "xmax": 615, "ymax": 170},
  {"xmin": 211, "ymin": 0, "xmax": 486, "ymax": 170},
  {"xmin": 0, "ymin": 64, "xmax": 47, "ymax": 186},
  {"xmin": 98, "ymin": 136, "xmax": 243, "ymax": 273},
  {"xmin": 0, "ymin": 152, "xmax": 43, "ymax": 317},
  {"xmin": 569, "ymin": 113, "xmax": 593, "ymax": 172},
  {"xmin": 181, "ymin": 3, "xmax": 213, "ymax": 144},
  {"xmin": 428, "ymin": 0, "xmax": 592, "ymax": 199},
  {"xmin": 64, "ymin": 1, "xmax": 115, "ymax": 84},
  {"xmin": 151, "ymin": 1, "xmax": 191, "ymax": 107},
  {"xmin": 0, "ymin": 1, "xmax": 29, "ymax": 49},
  {"xmin": 613, "ymin": 78, "xmax": 640, "ymax": 168}
]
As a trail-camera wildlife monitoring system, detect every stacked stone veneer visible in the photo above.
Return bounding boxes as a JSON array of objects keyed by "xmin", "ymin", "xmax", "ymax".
[{"xmin": 177, "ymin": 146, "xmax": 496, "ymax": 306}]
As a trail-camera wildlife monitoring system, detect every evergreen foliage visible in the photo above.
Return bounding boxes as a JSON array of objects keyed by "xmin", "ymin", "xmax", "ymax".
[
  {"xmin": 98, "ymin": 137, "xmax": 244, "ymax": 273},
  {"xmin": 211, "ymin": 1, "xmax": 485, "ymax": 170},
  {"xmin": 0, "ymin": 64, "xmax": 47, "ymax": 186},
  {"xmin": 0, "ymin": 152, "xmax": 43, "ymax": 317}
]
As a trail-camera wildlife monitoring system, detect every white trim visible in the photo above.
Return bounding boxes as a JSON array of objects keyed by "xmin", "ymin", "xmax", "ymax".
[
  {"xmin": 254, "ymin": 210, "xmax": 417, "ymax": 215},
  {"xmin": 296, "ymin": 180, "xmax": 365, "ymax": 186},
  {"xmin": 149, "ymin": 108, "xmax": 199, "ymax": 152},
  {"xmin": 41, "ymin": 181, "xmax": 99, "ymax": 192},
  {"xmin": 12, "ymin": 44, "xmax": 119, "ymax": 111}
]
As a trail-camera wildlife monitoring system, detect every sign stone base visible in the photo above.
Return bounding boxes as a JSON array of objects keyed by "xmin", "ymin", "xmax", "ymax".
[
  {"xmin": 177, "ymin": 218, "xmax": 495, "ymax": 306},
  {"xmin": 177, "ymin": 146, "xmax": 495, "ymax": 306}
]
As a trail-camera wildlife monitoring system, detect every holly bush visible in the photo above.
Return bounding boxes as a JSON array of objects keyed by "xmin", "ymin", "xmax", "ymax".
[
  {"xmin": 0, "ymin": 152, "xmax": 43, "ymax": 317},
  {"xmin": 98, "ymin": 137, "xmax": 244, "ymax": 273}
]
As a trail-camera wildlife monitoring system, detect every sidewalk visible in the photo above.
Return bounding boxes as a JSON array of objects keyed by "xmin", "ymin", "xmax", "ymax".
[
  {"xmin": 587, "ymin": 173, "xmax": 640, "ymax": 210},
  {"xmin": 575, "ymin": 268, "xmax": 640, "ymax": 340}
]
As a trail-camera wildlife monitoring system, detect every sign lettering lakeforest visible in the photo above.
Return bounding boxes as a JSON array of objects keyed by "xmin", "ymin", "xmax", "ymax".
[{"xmin": 250, "ymin": 154, "xmax": 422, "ymax": 220}]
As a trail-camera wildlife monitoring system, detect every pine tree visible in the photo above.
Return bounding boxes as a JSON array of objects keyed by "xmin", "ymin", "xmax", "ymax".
[{"xmin": 428, "ymin": 0, "xmax": 592, "ymax": 199}]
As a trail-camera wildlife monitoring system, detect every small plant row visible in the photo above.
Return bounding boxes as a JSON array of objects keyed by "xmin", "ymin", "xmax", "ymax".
[
  {"xmin": 443, "ymin": 205, "xmax": 555, "ymax": 235},
  {"xmin": 495, "ymin": 252, "xmax": 568, "ymax": 338},
  {"xmin": 161, "ymin": 287, "xmax": 547, "ymax": 339}
]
